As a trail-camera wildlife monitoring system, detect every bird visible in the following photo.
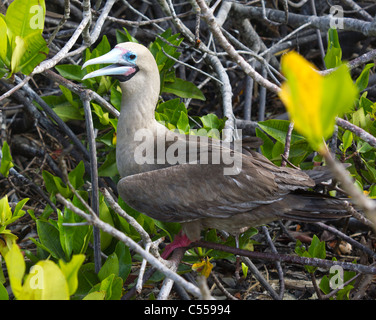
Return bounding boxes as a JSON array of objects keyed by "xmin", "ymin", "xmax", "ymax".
[{"xmin": 82, "ymin": 42, "xmax": 348, "ymax": 258}]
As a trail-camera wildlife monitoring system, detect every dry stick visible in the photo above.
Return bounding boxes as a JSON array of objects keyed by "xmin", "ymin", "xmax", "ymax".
[
  {"xmin": 55, "ymin": 194, "xmax": 203, "ymax": 299},
  {"xmin": 241, "ymin": 256, "xmax": 281, "ymax": 300},
  {"xmin": 101, "ymin": 188, "xmax": 153, "ymax": 247},
  {"xmin": 231, "ymin": 3, "xmax": 376, "ymax": 37},
  {"xmin": 192, "ymin": 240, "xmax": 376, "ymax": 274},
  {"xmin": 81, "ymin": 94, "xmax": 101, "ymax": 273},
  {"xmin": 340, "ymin": 0, "xmax": 374, "ymax": 22},
  {"xmin": 195, "ymin": 0, "xmax": 280, "ymax": 94},
  {"xmin": 158, "ymin": 247, "xmax": 186, "ymax": 300},
  {"xmin": 262, "ymin": 226, "xmax": 285, "ymax": 299},
  {"xmin": 43, "ymin": 69, "xmax": 119, "ymax": 118},
  {"xmin": 310, "ymin": 0, "xmax": 326, "ymax": 67},
  {"xmin": 281, "ymin": 121, "xmax": 294, "ymax": 167},
  {"xmin": 315, "ymin": 221, "xmax": 376, "ymax": 259},
  {"xmin": 211, "ymin": 272, "xmax": 238, "ymax": 300},
  {"xmin": 47, "ymin": 0, "xmax": 70, "ymax": 45},
  {"xmin": 322, "ymin": 146, "xmax": 376, "ymax": 229},
  {"xmin": 336, "ymin": 118, "xmax": 376, "ymax": 149},
  {"xmin": 101, "ymin": 187, "xmax": 161, "ymax": 294},
  {"xmin": 17, "ymin": 77, "xmax": 90, "ymax": 159},
  {"xmin": 159, "ymin": 0, "xmax": 236, "ymax": 140}
]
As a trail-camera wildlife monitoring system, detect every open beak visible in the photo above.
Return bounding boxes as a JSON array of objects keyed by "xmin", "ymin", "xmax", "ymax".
[{"xmin": 82, "ymin": 47, "xmax": 137, "ymax": 80}]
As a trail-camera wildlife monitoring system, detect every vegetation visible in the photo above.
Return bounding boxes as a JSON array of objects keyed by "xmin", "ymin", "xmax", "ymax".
[{"xmin": 1, "ymin": 0, "xmax": 376, "ymax": 301}]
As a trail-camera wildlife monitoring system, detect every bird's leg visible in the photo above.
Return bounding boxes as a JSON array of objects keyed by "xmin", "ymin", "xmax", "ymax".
[
  {"xmin": 161, "ymin": 231, "xmax": 192, "ymax": 259},
  {"xmin": 234, "ymin": 235, "xmax": 241, "ymax": 280}
]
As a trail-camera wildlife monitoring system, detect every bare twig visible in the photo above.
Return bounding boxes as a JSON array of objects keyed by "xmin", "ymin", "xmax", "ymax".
[
  {"xmin": 81, "ymin": 94, "xmax": 101, "ymax": 273},
  {"xmin": 192, "ymin": 240, "xmax": 376, "ymax": 274},
  {"xmin": 56, "ymin": 194, "xmax": 203, "ymax": 298},
  {"xmin": 196, "ymin": 0, "xmax": 280, "ymax": 93}
]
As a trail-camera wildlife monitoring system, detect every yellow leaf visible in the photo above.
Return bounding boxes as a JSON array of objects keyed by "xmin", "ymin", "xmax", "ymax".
[
  {"xmin": 59, "ymin": 254, "xmax": 85, "ymax": 296},
  {"xmin": 11, "ymin": 36, "xmax": 26, "ymax": 73},
  {"xmin": 192, "ymin": 257, "xmax": 213, "ymax": 278},
  {"xmin": 18, "ymin": 260, "xmax": 70, "ymax": 300},
  {"xmin": 0, "ymin": 15, "xmax": 8, "ymax": 65},
  {"xmin": 112, "ymin": 132, "xmax": 117, "ymax": 145},
  {"xmin": 279, "ymin": 51, "xmax": 358, "ymax": 152},
  {"xmin": 0, "ymin": 195, "xmax": 12, "ymax": 225},
  {"xmin": 279, "ymin": 51, "xmax": 325, "ymax": 150},
  {"xmin": 2, "ymin": 243, "xmax": 25, "ymax": 297}
]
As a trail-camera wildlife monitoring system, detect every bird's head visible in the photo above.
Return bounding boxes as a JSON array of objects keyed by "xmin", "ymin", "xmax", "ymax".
[{"xmin": 82, "ymin": 42, "xmax": 160, "ymax": 95}]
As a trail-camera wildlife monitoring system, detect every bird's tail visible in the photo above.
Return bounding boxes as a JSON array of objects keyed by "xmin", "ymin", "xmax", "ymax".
[{"xmin": 274, "ymin": 191, "xmax": 350, "ymax": 223}]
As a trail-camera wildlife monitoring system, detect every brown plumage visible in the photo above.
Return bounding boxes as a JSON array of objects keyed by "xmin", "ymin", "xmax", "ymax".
[{"xmin": 83, "ymin": 42, "xmax": 348, "ymax": 251}]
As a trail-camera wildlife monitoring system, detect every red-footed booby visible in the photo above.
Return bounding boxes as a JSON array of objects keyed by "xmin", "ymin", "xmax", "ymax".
[{"xmin": 82, "ymin": 42, "xmax": 348, "ymax": 258}]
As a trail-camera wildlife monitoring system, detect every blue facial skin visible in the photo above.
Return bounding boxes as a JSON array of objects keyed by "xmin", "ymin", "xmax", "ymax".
[{"xmin": 124, "ymin": 51, "xmax": 137, "ymax": 64}]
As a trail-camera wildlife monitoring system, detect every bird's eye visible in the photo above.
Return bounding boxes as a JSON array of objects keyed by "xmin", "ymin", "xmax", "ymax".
[{"xmin": 126, "ymin": 52, "xmax": 137, "ymax": 62}]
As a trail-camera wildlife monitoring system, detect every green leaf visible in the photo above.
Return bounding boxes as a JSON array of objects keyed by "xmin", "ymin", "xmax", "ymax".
[
  {"xmin": 58, "ymin": 193, "xmax": 91, "ymax": 258},
  {"xmin": 241, "ymin": 262, "xmax": 248, "ymax": 278},
  {"xmin": 36, "ymin": 220, "xmax": 66, "ymax": 260},
  {"xmin": 341, "ymin": 130, "xmax": 353, "ymax": 153},
  {"xmin": 98, "ymin": 149, "xmax": 118, "ymax": 177},
  {"xmin": 110, "ymin": 86, "xmax": 122, "ymax": 111},
  {"xmin": 116, "ymin": 28, "xmax": 138, "ymax": 43},
  {"xmin": 324, "ymin": 28, "xmax": 342, "ymax": 69},
  {"xmin": 356, "ymin": 63, "xmax": 374, "ymax": 92},
  {"xmin": 321, "ymin": 64, "xmax": 358, "ymax": 138},
  {"xmin": 99, "ymin": 274, "xmax": 123, "ymax": 300},
  {"xmin": 176, "ymin": 112, "xmax": 190, "ymax": 133},
  {"xmin": 17, "ymin": 32, "xmax": 48, "ymax": 75},
  {"xmin": 163, "ymin": 78, "xmax": 206, "ymax": 100},
  {"xmin": 114, "ymin": 242, "xmax": 132, "ymax": 282},
  {"xmin": 0, "ymin": 282, "xmax": 9, "ymax": 300},
  {"xmin": 5, "ymin": 0, "xmax": 48, "ymax": 75},
  {"xmin": 256, "ymin": 127, "xmax": 274, "ymax": 160},
  {"xmin": 53, "ymin": 105, "xmax": 84, "ymax": 122},
  {"xmin": 83, "ymin": 291, "xmax": 106, "ymax": 300},
  {"xmin": 76, "ymin": 263, "xmax": 99, "ymax": 297},
  {"xmin": 0, "ymin": 15, "xmax": 8, "ymax": 66},
  {"xmin": 42, "ymin": 170, "xmax": 71, "ymax": 198},
  {"xmin": 5, "ymin": 0, "xmax": 46, "ymax": 39},
  {"xmin": 98, "ymin": 252, "xmax": 119, "ymax": 282},
  {"xmin": 92, "ymin": 103, "xmax": 110, "ymax": 125},
  {"xmin": 258, "ymin": 120, "xmax": 305, "ymax": 145},
  {"xmin": 0, "ymin": 141, "xmax": 14, "ymax": 177},
  {"xmin": 68, "ymin": 161, "xmax": 85, "ymax": 190},
  {"xmin": 295, "ymin": 235, "xmax": 326, "ymax": 274},
  {"xmin": 55, "ymin": 64, "xmax": 87, "ymax": 82},
  {"xmin": 308, "ymin": 235, "xmax": 326, "ymax": 260},
  {"xmin": 200, "ymin": 114, "xmax": 226, "ymax": 131},
  {"xmin": 1, "ymin": 197, "xmax": 28, "ymax": 227},
  {"xmin": 156, "ymin": 98, "xmax": 187, "ymax": 126}
]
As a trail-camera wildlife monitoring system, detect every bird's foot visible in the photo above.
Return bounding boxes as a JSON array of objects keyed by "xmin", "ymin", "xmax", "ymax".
[{"xmin": 161, "ymin": 232, "xmax": 192, "ymax": 259}]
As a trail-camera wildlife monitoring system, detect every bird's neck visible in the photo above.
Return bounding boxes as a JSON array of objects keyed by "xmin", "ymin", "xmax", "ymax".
[
  {"xmin": 119, "ymin": 90, "xmax": 157, "ymax": 132},
  {"xmin": 116, "ymin": 84, "xmax": 161, "ymax": 177}
]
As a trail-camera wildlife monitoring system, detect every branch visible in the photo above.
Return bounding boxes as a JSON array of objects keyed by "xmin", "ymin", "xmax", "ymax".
[
  {"xmin": 56, "ymin": 194, "xmax": 203, "ymax": 299},
  {"xmin": 192, "ymin": 240, "xmax": 376, "ymax": 275},
  {"xmin": 232, "ymin": 3, "xmax": 376, "ymax": 37},
  {"xmin": 195, "ymin": 0, "xmax": 280, "ymax": 93}
]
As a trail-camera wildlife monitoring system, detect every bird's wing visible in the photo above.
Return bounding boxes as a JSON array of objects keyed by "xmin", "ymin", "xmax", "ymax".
[{"xmin": 117, "ymin": 149, "xmax": 315, "ymax": 223}]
